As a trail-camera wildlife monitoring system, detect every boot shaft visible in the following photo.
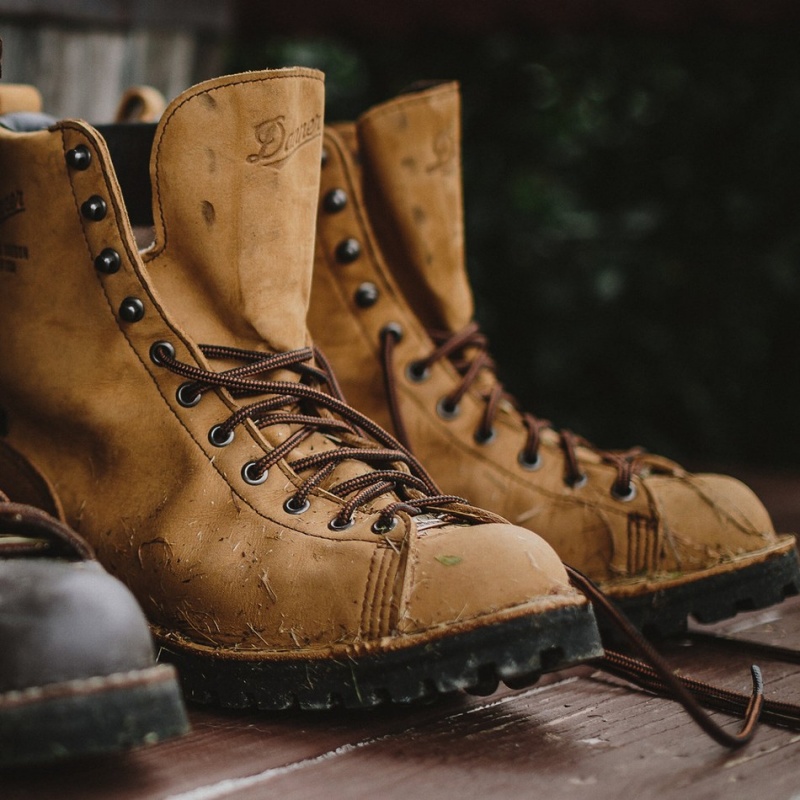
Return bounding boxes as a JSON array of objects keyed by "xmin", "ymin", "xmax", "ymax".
[{"xmin": 357, "ymin": 82, "xmax": 473, "ymax": 333}]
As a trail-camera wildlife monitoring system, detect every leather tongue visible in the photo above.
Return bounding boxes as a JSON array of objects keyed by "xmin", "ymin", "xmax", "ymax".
[
  {"xmin": 145, "ymin": 68, "xmax": 324, "ymax": 353},
  {"xmin": 357, "ymin": 81, "xmax": 474, "ymax": 333}
]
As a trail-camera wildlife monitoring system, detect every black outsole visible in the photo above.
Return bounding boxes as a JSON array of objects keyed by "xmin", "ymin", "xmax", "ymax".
[
  {"xmin": 158, "ymin": 602, "xmax": 603, "ymax": 711},
  {"xmin": 609, "ymin": 548, "xmax": 800, "ymax": 639},
  {"xmin": 0, "ymin": 665, "xmax": 189, "ymax": 768}
]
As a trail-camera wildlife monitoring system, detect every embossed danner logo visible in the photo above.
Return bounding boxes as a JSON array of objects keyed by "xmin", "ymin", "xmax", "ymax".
[
  {"xmin": 426, "ymin": 129, "xmax": 456, "ymax": 174},
  {"xmin": 247, "ymin": 113, "xmax": 322, "ymax": 166}
]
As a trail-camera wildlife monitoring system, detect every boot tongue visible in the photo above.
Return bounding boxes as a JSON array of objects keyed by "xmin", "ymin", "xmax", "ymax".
[
  {"xmin": 357, "ymin": 81, "xmax": 474, "ymax": 333},
  {"xmin": 145, "ymin": 68, "xmax": 324, "ymax": 353}
]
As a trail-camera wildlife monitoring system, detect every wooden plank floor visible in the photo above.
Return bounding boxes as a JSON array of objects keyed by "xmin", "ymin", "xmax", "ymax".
[{"xmin": 4, "ymin": 467, "xmax": 800, "ymax": 800}]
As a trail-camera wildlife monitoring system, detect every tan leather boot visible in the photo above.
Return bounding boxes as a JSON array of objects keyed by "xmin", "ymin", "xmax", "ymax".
[
  {"xmin": 310, "ymin": 81, "xmax": 800, "ymax": 636},
  {"xmin": 0, "ymin": 69, "xmax": 601, "ymax": 709}
]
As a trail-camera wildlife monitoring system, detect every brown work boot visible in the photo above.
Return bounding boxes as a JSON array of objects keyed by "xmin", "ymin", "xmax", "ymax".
[
  {"xmin": 310, "ymin": 81, "xmax": 800, "ymax": 636},
  {"xmin": 0, "ymin": 69, "xmax": 601, "ymax": 710}
]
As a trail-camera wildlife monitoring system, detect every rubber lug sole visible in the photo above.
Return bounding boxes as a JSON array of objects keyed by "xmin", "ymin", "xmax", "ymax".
[
  {"xmin": 0, "ymin": 664, "xmax": 189, "ymax": 768},
  {"xmin": 158, "ymin": 602, "xmax": 602, "ymax": 711},
  {"xmin": 610, "ymin": 548, "xmax": 800, "ymax": 639}
]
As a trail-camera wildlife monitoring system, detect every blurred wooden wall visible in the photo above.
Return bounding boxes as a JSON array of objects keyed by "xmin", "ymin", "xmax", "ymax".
[{"xmin": 0, "ymin": 0, "xmax": 232, "ymax": 120}]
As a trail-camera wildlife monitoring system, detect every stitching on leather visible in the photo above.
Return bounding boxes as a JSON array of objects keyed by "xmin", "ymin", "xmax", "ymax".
[{"xmin": 360, "ymin": 546, "xmax": 384, "ymax": 638}]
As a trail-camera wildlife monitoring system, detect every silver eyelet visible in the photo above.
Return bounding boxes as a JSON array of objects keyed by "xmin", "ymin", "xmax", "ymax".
[
  {"xmin": 372, "ymin": 516, "xmax": 399, "ymax": 535},
  {"xmin": 242, "ymin": 462, "xmax": 268, "ymax": 486},
  {"xmin": 380, "ymin": 322, "xmax": 403, "ymax": 343},
  {"xmin": 284, "ymin": 496, "xmax": 311, "ymax": 515},
  {"xmin": 208, "ymin": 425, "xmax": 234, "ymax": 447},
  {"xmin": 436, "ymin": 397, "xmax": 461, "ymax": 420},
  {"xmin": 406, "ymin": 361, "xmax": 430, "ymax": 383},
  {"xmin": 176, "ymin": 382, "xmax": 201, "ymax": 408},
  {"xmin": 611, "ymin": 482, "xmax": 638, "ymax": 503},
  {"xmin": 518, "ymin": 450, "xmax": 542, "ymax": 471},
  {"xmin": 328, "ymin": 515, "xmax": 355, "ymax": 531},
  {"xmin": 566, "ymin": 473, "xmax": 588, "ymax": 490},
  {"xmin": 149, "ymin": 340, "xmax": 175, "ymax": 365},
  {"xmin": 474, "ymin": 427, "xmax": 496, "ymax": 445}
]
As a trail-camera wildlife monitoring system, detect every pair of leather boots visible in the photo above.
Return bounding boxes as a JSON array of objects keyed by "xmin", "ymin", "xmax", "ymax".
[{"xmin": 0, "ymin": 68, "xmax": 796, "ymax": 745}]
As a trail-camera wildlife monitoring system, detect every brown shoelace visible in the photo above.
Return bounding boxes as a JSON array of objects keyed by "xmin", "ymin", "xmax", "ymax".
[
  {"xmin": 567, "ymin": 566, "xmax": 799, "ymax": 747},
  {"xmin": 150, "ymin": 341, "xmax": 467, "ymax": 531},
  {"xmin": 0, "ymin": 499, "xmax": 95, "ymax": 560},
  {"xmin": 380, "ymin": 321, "xmax": 644, "ymax": 497}
]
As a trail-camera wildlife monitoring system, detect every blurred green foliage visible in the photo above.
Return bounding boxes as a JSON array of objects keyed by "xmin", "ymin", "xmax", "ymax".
[{"xmin": 229, "ymin": 32, "xmax": 800, "ymax": 466}]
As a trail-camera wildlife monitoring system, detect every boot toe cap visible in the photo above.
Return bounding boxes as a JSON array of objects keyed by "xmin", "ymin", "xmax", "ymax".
[
  {"xmin": 0, "ymin": 559, "xmax": 156, "ymax": 692},
  {"xmin": 397, "ymin": 522, "xmax": 586, "ymax": 635}
]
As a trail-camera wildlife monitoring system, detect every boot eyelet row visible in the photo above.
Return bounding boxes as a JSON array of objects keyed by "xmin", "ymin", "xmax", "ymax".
[
  {"xmin": 372, "ymin": 516, "xmax": 399, "ymax": 535},
  {"xmin": 436, "ymin": 397, "xmax": 461, "ymax": 420},
  {"xmin": 328, "ymin": 515, "xmax": 354, "ymax": 531},
  {"xmin": 208, "ymin": 425, "xmax": 234, "ymax": 447},
  {"xmin": 242, "ymin": 461, "xmax": 269, "ymax": 486},
  {"xmin": 518, "ymin": 450, "xmax": 542, "ymax": 471},
  {"xmin": 67, "ymin": 143, "xmax": 146, "ymax": 329},
  {"xmin": 565, "ymin": 472, "xmax": 588, "ymax": 490},
  {"xmin": 176, "ymin": 382, "xmax": 202, "ymax": 408},
  {"xmin": 406, "ymin": 360, "xmax": 430, "ymax": 383},
  {"xmin": 610, "ymin": 482, "xmax": 638, "ymax": 503},
  {"xmin": 284, "ymin": 496, "xmax": 311, "ymax": 515},
  {"xmin": 474, "ymin": 427, "xmax": 496, "ymax": 446}
]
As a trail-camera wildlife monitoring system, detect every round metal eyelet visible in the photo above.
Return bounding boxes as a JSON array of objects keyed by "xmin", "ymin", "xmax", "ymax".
[
  {"xmin": 284, "ymin": 496, "xmax": 311, "ymax": 515},
  {"xmin": 611, "ymin": 482, "xmax": 638, "ymax": 503},
  {"xmin": 149, "ymin": 340, "xmax": 175, "ymax": 366},
  {"xmin": 321, "ymin": 146, "xmax": 329, "ymax": 167},
  {"xmin": 81, "ymin": 195, "xmax": 107, "ymax": 221},
  {"xmin": 323, "ymin": 188, "xmax": 348, "ymax": 213},
  {"xmin": 119, "ymin": 297, "xmax": 144, "ymax": 323},
  {"xmin": 242, "ymin": 462, "xmax": 268, "ymax": 486},
  {"xmin": 380, "ymin": 322, "xmax": 403, "ymax": 343},
  {"xmin": 565, "ymin": 472, "xmax": 588, "ymax": 490},
  {"xmin": 406, "ymin": 360, "xmax": 430, "ymax": 383},
  {"xmin": 474, "ymin": 427, "xmax": 497, "ymax": 445},
  {"xmin": 66, "ymin": 145, "xmax": 92, "ymax": 170},
  {"xmin": 354, "ymin": 281, "xmax": 379, "ymax": 308},
  {"xmin": 176, "ymin": 382, "xmax": 201, "ymax": 408},
  {"xmin": 328, "ymin": 515, "xmax": 355, "ymax": 531},
  {"xmin": 372, "ymin": 516, "xmax": 399, "ymax": 535},
  {"xmin": 517, "ymin": 450, "xmax": 542, "ymax": 471},
  {"xmin": 335, "ymin": 238, "xmax": 361, "ymax": 264},
  {"xmin": 94, "ymin": 248, "xmax": 121, "ymax": 274},
  {"xmin": 436, "ymin": 397, "xmax": 461, "ymax": 421},
  {"xmin": 208, "ymin": 425, "xmax": 234, "ymax": 447}
]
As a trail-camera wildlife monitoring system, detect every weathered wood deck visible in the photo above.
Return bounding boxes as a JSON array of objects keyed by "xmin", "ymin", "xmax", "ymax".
[{"xmin": 4, "ymin": 467, "xmax": 800, "ymax": 800}]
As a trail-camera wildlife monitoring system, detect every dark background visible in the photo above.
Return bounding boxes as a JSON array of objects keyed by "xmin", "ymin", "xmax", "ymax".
[{"xmin": 5, "ymin": 0, "xmax": 800, "ymax": 468}]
